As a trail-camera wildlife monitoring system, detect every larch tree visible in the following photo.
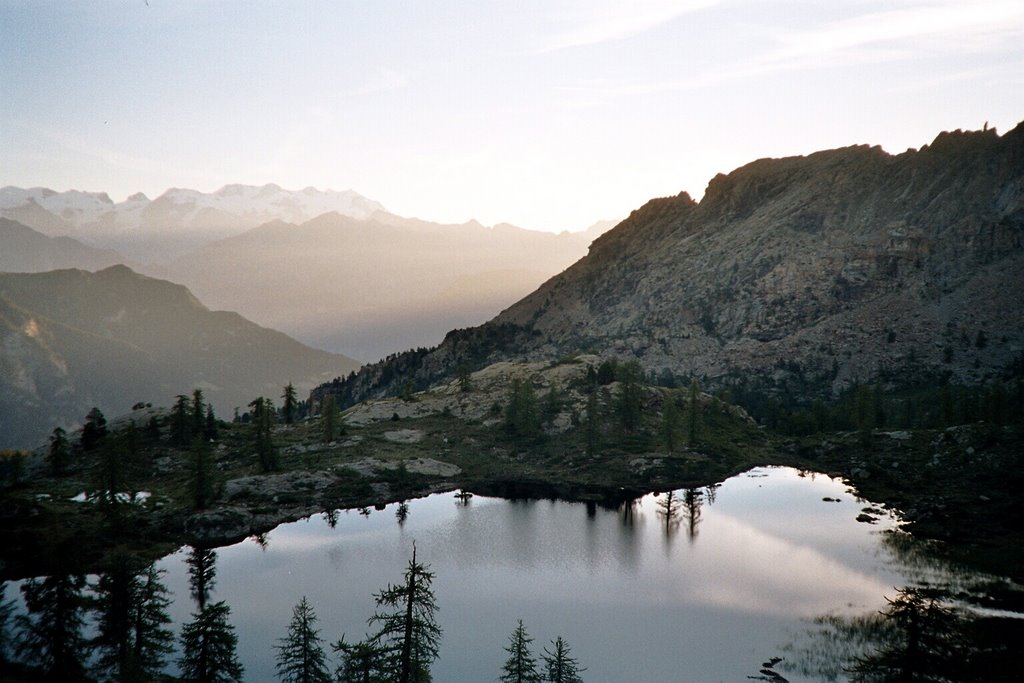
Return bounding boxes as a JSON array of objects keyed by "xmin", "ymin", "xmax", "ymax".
[
  {"xmin": 500, "ymin": 619, "xmax": 541, "ymax": 683},
  {"xmin": 275, "ymin": 596, "xmax": 331, "ymax": 683},
  {"xmin": 282, "ymin": 383, "xmax": 298, "ymax": 424},
  {"xmin": 179, "ymin": 601, "xmax": 244, "ymax": 683},
  {"xmin": 542, "ymin": 636, "xmax": 585, "ymax": 683},
  {"xmin": 368, "ymin": 544, "xmax": 442, "ymax": 683}
]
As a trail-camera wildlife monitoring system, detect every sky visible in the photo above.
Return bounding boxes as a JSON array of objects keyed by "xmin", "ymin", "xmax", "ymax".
[{"xmin": 2, "ymin": 0, "xmax": 1023, "ymax": 233}]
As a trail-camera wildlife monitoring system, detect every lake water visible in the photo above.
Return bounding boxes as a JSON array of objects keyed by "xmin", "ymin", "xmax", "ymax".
[{"xmin": 5, "ymin": 466, "xmax": 954, "ymax": 681}]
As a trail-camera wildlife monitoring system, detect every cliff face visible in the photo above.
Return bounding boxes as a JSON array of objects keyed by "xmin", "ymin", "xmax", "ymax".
[{"xmin": 318, "ymin": 123, "xmax": 1024, "ymax": 407}]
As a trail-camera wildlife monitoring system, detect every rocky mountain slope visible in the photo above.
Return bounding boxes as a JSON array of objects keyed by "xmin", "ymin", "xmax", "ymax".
[
  {"xmin": 0, "ymin": 266, "xmax": 359, "ymax": 449},
  {"xmin": 322, "ymin": 122, "xmax": 1024, "ymax": 407},
  {"xmin": 160, "ymin": 213, "xmax": 609, "ymax": 361}
]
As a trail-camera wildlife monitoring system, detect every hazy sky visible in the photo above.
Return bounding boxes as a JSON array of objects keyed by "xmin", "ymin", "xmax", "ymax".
[{"xmin": 2, "ymin": 0, "xmax": 1022, "ymax": 232}]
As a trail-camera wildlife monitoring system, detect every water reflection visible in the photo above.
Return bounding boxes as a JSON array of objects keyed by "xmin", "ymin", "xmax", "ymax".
[{"xmin": 2, "ymin": 467, "xmax": 1018, "ymax": 682}]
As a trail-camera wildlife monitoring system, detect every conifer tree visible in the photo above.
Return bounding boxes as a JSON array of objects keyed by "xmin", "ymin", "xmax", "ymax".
[
  {"xmin": 542, "ymin": 636, "xmax": 584, "ymax": 683},
  {"xmin": 204, "ymin": 405, "xmax": 219, "ymax": 441},
  {"xmin": 584, "ymin": 386, "xmax": 599, "ymax": 456},
  {"xmin": 322, "ymin": 395, "xmax": 339, "ymax": 444},
  {"xmin": 368, "ymin": 545, "xmax": 442, "ymax": 683},
  {"xmin": 282, "ymin": 383, "xmax": 298, "ymax": 424},
  {"xmin": 250, "ymin": 397, "xmax": 279, "ymax": 472},
  {"xmin": 615, "ymin": 361, "xmax": 644, "ymax": 435},
  {"xmin": 505, "ymin": 377, "xmax": 540, "ymax": 440},
  {"xmin": 275, "ymin": 596, "xmax": 331, "ymax": 683},
  {"xmin": 333, "ymin": 636, "xmax": 385, "ymax": 683},
  {"xmin": 48, "ymin": 426, "xmax": 70, "ymax": 476},
  {"xmin": 131, "ymin": 564, "xmax": 175, "ymax": 679},
  {"xmin": 500, "ymin": 620, "xmax": 541, "ymax": 683},
  {"xmin": 170, "ymin": 394, "xmax": 193, "ymax": 447},
  {"xmin": 192, "ymin": 389, "xmax": 207, "ymax": 440},
  {"xmin": 179, "ymin": 601, "xmax": 244, "ymax": 683},
  {"xmin": 81, "ymin": 406, "xmax": 108, "ymax": 452},
  {"xmin": 191, "ymin": 437, "xmax": 215, "ymax": 509}
]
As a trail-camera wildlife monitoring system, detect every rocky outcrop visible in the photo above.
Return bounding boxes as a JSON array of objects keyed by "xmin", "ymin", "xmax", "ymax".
[{"xmin": 321, "ymin": 122, "xmax": 1024, "ymax": 406}]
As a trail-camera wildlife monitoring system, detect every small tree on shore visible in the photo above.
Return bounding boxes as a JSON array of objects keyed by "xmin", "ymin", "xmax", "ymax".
[
  {"xmin": 282, "ymin": 383, "xmax": 298, "ymax": 424},
  {"xmin": 48, "ymin": 426, "xmax": 70, "ymax": 476}
]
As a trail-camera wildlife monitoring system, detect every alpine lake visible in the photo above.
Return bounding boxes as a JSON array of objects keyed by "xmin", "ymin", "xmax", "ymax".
[{"xmin": 5, "ymin": 465, "xmax": 1020, "ymax": 682}]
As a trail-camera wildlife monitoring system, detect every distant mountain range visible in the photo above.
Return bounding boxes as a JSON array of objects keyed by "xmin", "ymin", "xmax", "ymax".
[
  {"xmin": 0, "ymin": 183, "xmax": 613, "ymax": 360},
  {"xmin": 0, "ymin": 183, "xmax": 386, "ymax": 261},
  {"xmin": 0, "ymin": 265, "xmax": 359, "ymax": 449},
  {"xmin": 157, "ymin": 213, "xmax": 611, "ymax": 361},
  {"xmin": 323, "ymin": 122, "xmax": 1024, "ymax": 407}
]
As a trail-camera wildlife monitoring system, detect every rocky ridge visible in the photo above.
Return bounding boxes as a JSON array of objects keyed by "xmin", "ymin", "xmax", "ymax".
[{"xmin": 321, "ymin": 122, "xmax": 1024, "ymax": 407}]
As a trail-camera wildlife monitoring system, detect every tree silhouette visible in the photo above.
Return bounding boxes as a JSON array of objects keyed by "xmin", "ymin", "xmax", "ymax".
[
  {"xmin": 333, "ymin": 636, "xmax": 386, "ymax": 683},
  {"xmin": 48, "ymin": 427, "xmax": 70, "ymax": 476},
  {"xmin": 192, "ymin": 389, "xmax": 207, "ymax": 441},
  {"xmin": 687, "ymin": 380, "xmax": 700, "ymax": 445},
  {"xmin": 81, "ymin": 406, "xmax": 108, "ymax": 452},
  {"xmin": 275, "ymin": 596, "xmax": 331, "ymax": 683},
  {"xmin": 170, "ymin": 394, "xmax": 193, "ymax": 447},
  {"xmin": 16, "ymin": 573, "xmax": 90, "ymax": 681},
  {"xmin": 542, "ymin": 636, "xmax": 585, "ymax": 683},
  {"xmin": 187, "ymin": 546, "xmax": 218, "ymax": 611},
  {"xmin": 368, "ymin": 545, "xmax": 442, "ymax": 683},
  {"xmin": 282, "ymin": 383, "xmax": 298, "ymax": 424},
  {"xmin": 500, "ymin": 619, "xmax": 541, "ymax": 683},
  {"xmin": 191, "ymin": 437, "xmax": 216, "ymax": 509},
  {"xmin": 322, "ymin": 395, "xmax": 340, "ymax": 444},
  {"xmin": 91, "ymin": 555, "xmax": 174, "ymax": 682},
  {"xmin": 179, "ymin": 601, "xmax": 244, "ymax": 683},
  {"xmin": 250, "ymin": 397, "xmax": 279, "ymax": 472}
]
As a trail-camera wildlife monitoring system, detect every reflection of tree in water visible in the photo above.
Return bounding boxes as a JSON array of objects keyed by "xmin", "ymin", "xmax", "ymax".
[
  {"xmin": 656, "ymin": 491, "xmax": 682, "ymax": 538},
  {"xmin": 683, "ymin": 488, "xmax": 703, "ymax": 540},
  {"xmin": 396, "ymin": 501, "xmax": 410, "ymax": 526},
  {"xmin": 180, "ymin": 545, "xmax": 244, "ymax": 682},
  {"xmin": 323, "ymin": 508, "xmax": 340, "ymax": 528},
  {"xmin": 619, "ymin": 497, "xmax": 640, "ymax": 527},
  {"xmin": 16, "ymin": 572, "xmax": 90, "ymax": 681},
  {"xmin": 783, "ymin": 585, "xmax": 1023, "ymax": 682},
  {"xmin": 92, "ymin": 552, "xmax": 174, "ymax": 681},
  {"xmin": 187, "ymin": 546, "xmax": 218, "ymax": 611}
]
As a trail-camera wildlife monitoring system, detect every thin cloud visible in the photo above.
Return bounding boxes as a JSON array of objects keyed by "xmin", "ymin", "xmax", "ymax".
[
  {"xmin": 350, "ymin": 66, "xmax": 409, "ymax": 96},
  {"xmin": 557, "ymin": 0, "xmax": 1024, "ymax": 96},
  {"xmin": 535, "ymin": 0, "xmax": 720, "ymax": 54}
]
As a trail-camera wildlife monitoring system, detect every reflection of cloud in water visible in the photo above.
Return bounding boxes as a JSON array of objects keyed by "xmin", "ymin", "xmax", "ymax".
[{"xmin": 667, "ymin": 513, "xmax": 894, "ymax": 617}]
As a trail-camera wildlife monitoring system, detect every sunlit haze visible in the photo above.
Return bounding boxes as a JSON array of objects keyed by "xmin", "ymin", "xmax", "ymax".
[{"xmin": 3, "ymin": 0, "xmax": 1022, "ymax": 232}]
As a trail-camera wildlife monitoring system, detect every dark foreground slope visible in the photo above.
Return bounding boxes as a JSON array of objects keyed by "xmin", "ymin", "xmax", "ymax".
[
  {"xmin": 0, "ymin": 265, "xmax": 359, "ymax": 448},
  {"xmin": 319, "ymin": 122, "xmax": 1024, "ymax": 409}
]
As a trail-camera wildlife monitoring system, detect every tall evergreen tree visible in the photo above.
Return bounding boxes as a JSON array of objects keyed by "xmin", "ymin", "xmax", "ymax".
[
  {"xmin": 204, "ymin": 405, "xmax": 220, "ymax": 441},
  {"xmin": 16, "ymin": 573, "xmax": 90, "ymax": 682},
  {"xmin": 48, "ymin": 426, "xmax": 70, "ymax": 477},
  {"xmin": 81, "ymin": 406, "xmax": 108, "ymax": 452},
  {"xmin": 505, "ymin": 377, "xmax": 541, "ymax": 440},
  {"xmin": 170, "ymin": 394, "xmax": 193, "ymax": 447},
  {"xmin": 500, "ymin": 620, "xmax": 541, "ymax": 683},
  {"xmin": 541, "ymin": 636, "xmax": 584, "ymax": 683},
  {"xmin": 191, "ymin": 437, "xmax": 216, "ymax": 510},
  {"xmin": 584, "ymin": 386, "xmax": 599, "ymax": 456},
  {"xmin": 275, "ymin": 596, "xmax": 331, "ymax": 683},
  {"xmin": 192, "ymin": 389, "xmax": 207, "ymax": 440},
  {"xmin": 282, "ymin": 383, "xmax": 298, "ymax": 424},
  {"xmin": 322, "ymin": 395, "xmax": 339, "ymax": 444},
  {"xmin": 179, "ymin": 601, "xmax": 244, "ymax": 683},
  {"xmin": 250, "ymin": 397, "xmax": 279, "ymax": 472},
  {"xmin": 368, "ymin": 545, "xmax": 442, "ymax": 683}
]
